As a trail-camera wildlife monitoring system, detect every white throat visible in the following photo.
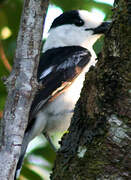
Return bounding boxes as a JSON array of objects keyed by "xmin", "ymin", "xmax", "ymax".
[{"xmin": 43, "ymin": 24, "xmax": 101, "ymax": 56}]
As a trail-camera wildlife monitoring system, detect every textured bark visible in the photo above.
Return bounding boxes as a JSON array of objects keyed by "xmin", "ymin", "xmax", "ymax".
[
  {"xmin": 51, "ymin": 0, "xmax": 131, "ymax": 179},
  {"xmin": 0, "ymin": 0, "xmax": 49, "ymax": 179}
]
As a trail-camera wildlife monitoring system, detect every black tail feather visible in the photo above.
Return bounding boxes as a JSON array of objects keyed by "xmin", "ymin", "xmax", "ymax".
[
  {"xmin": 14, "ymin": 133, "xmax": 29, "ymax": 180},
  {"xmin": 14, "ymin": 152, "xmax": 26, "ymax": 180}
]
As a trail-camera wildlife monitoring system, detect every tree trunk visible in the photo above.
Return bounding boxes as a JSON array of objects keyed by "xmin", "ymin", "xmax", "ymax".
[
  {"xmin": 0, "ymin": 0, "xmax": 49, "ymax": 179},
  {"xmin": 51, "ymin": 0, "xmax": 131, "ymax": 179}
]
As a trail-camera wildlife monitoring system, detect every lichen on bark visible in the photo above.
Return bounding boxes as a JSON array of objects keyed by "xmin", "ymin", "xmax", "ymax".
[{"xmin": 51, "ymin": 0, "xmax": 131, "ymax": 179}]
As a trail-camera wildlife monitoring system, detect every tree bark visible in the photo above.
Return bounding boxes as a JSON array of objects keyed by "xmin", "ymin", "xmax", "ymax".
[
  {"xmin": 0, "ymin": 0, "xmax": 49, "ymax": 179},
  {"xmin": 51, "ymin": 0, "xmax": 131, "ymax": 179}
]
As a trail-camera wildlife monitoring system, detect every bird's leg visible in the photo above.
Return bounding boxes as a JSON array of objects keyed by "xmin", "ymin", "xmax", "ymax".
[{"xmin": 43, "ymin": 131, "xmax": 57, "ymax": 152}]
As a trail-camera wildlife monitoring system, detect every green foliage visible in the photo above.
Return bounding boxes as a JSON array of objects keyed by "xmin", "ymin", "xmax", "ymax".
[
  {"xmin": 0, "ymin": 0, "xmax": 113, "ymax": 179},
  {"xmin": 0, "ymin": 0, "xmax": 23, "ymax": 111},
  {"xmin": 51, "ymin": 0, "xmax": 112, "ymax": 19},
  {"xmin": 31, "ymin": 144, "xmax": 56, "ymax": 164},
  {"xmin": 21, "ymin": 166, "xmax": 43, "ymax": 180}
]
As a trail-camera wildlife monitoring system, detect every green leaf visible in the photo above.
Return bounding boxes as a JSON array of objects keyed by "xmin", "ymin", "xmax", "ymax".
[
  {"xmin": 93, "ymin": 36, "xmax": 104, "ymax": 55},
  {"xmin": 21, "ymin": 165, "xmax": 43, "ymax": 180},
  {"xmin": 30, "ymin": 143, "xmax": 56, "ymax": 164}
]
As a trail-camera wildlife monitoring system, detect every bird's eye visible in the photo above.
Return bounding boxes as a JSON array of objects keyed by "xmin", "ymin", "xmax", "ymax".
[{"xmin": 74, "ymin": 19, "xmax": 84, "ymax": 26}]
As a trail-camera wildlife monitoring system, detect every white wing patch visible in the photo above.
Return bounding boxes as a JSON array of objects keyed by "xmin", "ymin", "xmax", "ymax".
[
  {"xmin": 74, "ymin": 51, "xmax": 88, "ymax": 65},
  {"xmin": 56, "ymin": 58, "xmax": 73, "ymax": 70},
  {"xmin": 39, "ymin": 66, "xmax": 54, "ymax": 79},
  {"xmin": 57, "ymin": 51, "xmax": 87, "ymax": 70}
]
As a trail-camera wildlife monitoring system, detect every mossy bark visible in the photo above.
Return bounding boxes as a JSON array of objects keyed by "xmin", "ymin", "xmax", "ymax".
[{"xmin": 51, "ymin": 0, "xmax": 131, "ymax": 179}]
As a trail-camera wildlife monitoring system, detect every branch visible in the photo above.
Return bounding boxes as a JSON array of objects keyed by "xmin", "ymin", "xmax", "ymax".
[{"xmin": 0, "ymin": 0, "xmax": 49, "ymax": 179}]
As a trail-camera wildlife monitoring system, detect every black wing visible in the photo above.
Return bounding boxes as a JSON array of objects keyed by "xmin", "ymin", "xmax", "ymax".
[{"xmin": 30, "ymin": 46, "xmax": 91, "ymax": 119}]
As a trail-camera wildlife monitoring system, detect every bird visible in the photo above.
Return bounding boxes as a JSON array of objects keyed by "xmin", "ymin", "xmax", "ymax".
[{"xmin": 15, "ymin": 10, "xmax": 110, "ymax": 179}]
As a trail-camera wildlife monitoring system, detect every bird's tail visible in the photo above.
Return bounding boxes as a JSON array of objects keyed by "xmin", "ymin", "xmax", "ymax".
[
  {"xmin": 14, "ymin": 149, "xmax": 27, "ymax": 180},
  {"xmin": 14, "ymin": 133, "xmax": 30, "ymax": 180}
]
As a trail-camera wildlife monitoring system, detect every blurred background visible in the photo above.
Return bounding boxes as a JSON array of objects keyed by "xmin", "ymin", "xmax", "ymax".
[{"xmin": 0, "ymin": 0, "xmax": 113, "ymax": 179}]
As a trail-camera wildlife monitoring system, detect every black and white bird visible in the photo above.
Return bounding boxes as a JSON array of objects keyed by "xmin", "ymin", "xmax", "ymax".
[{"xmin": 15, "ymin": 10, "xmax": 110, "ymax": 179}]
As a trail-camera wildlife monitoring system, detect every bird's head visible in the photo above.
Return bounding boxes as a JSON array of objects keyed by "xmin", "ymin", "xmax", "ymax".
[{"xmin": 43, "ymin": 10, "xmax": 110, "ymax": 52}]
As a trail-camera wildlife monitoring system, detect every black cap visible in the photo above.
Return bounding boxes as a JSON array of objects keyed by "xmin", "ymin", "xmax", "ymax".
[{"xmin": 50, "ymin": 10, "xmax": 84, "ymax": 29}]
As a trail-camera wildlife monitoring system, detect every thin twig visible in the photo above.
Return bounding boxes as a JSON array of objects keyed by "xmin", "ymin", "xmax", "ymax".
[
  {"xmin": 0, "ymin": 41, "xmax": 12, "ymax": 72},
  {"xmin": 0, "ymin": 111, "xmax": 3, "ymax": 119}
]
